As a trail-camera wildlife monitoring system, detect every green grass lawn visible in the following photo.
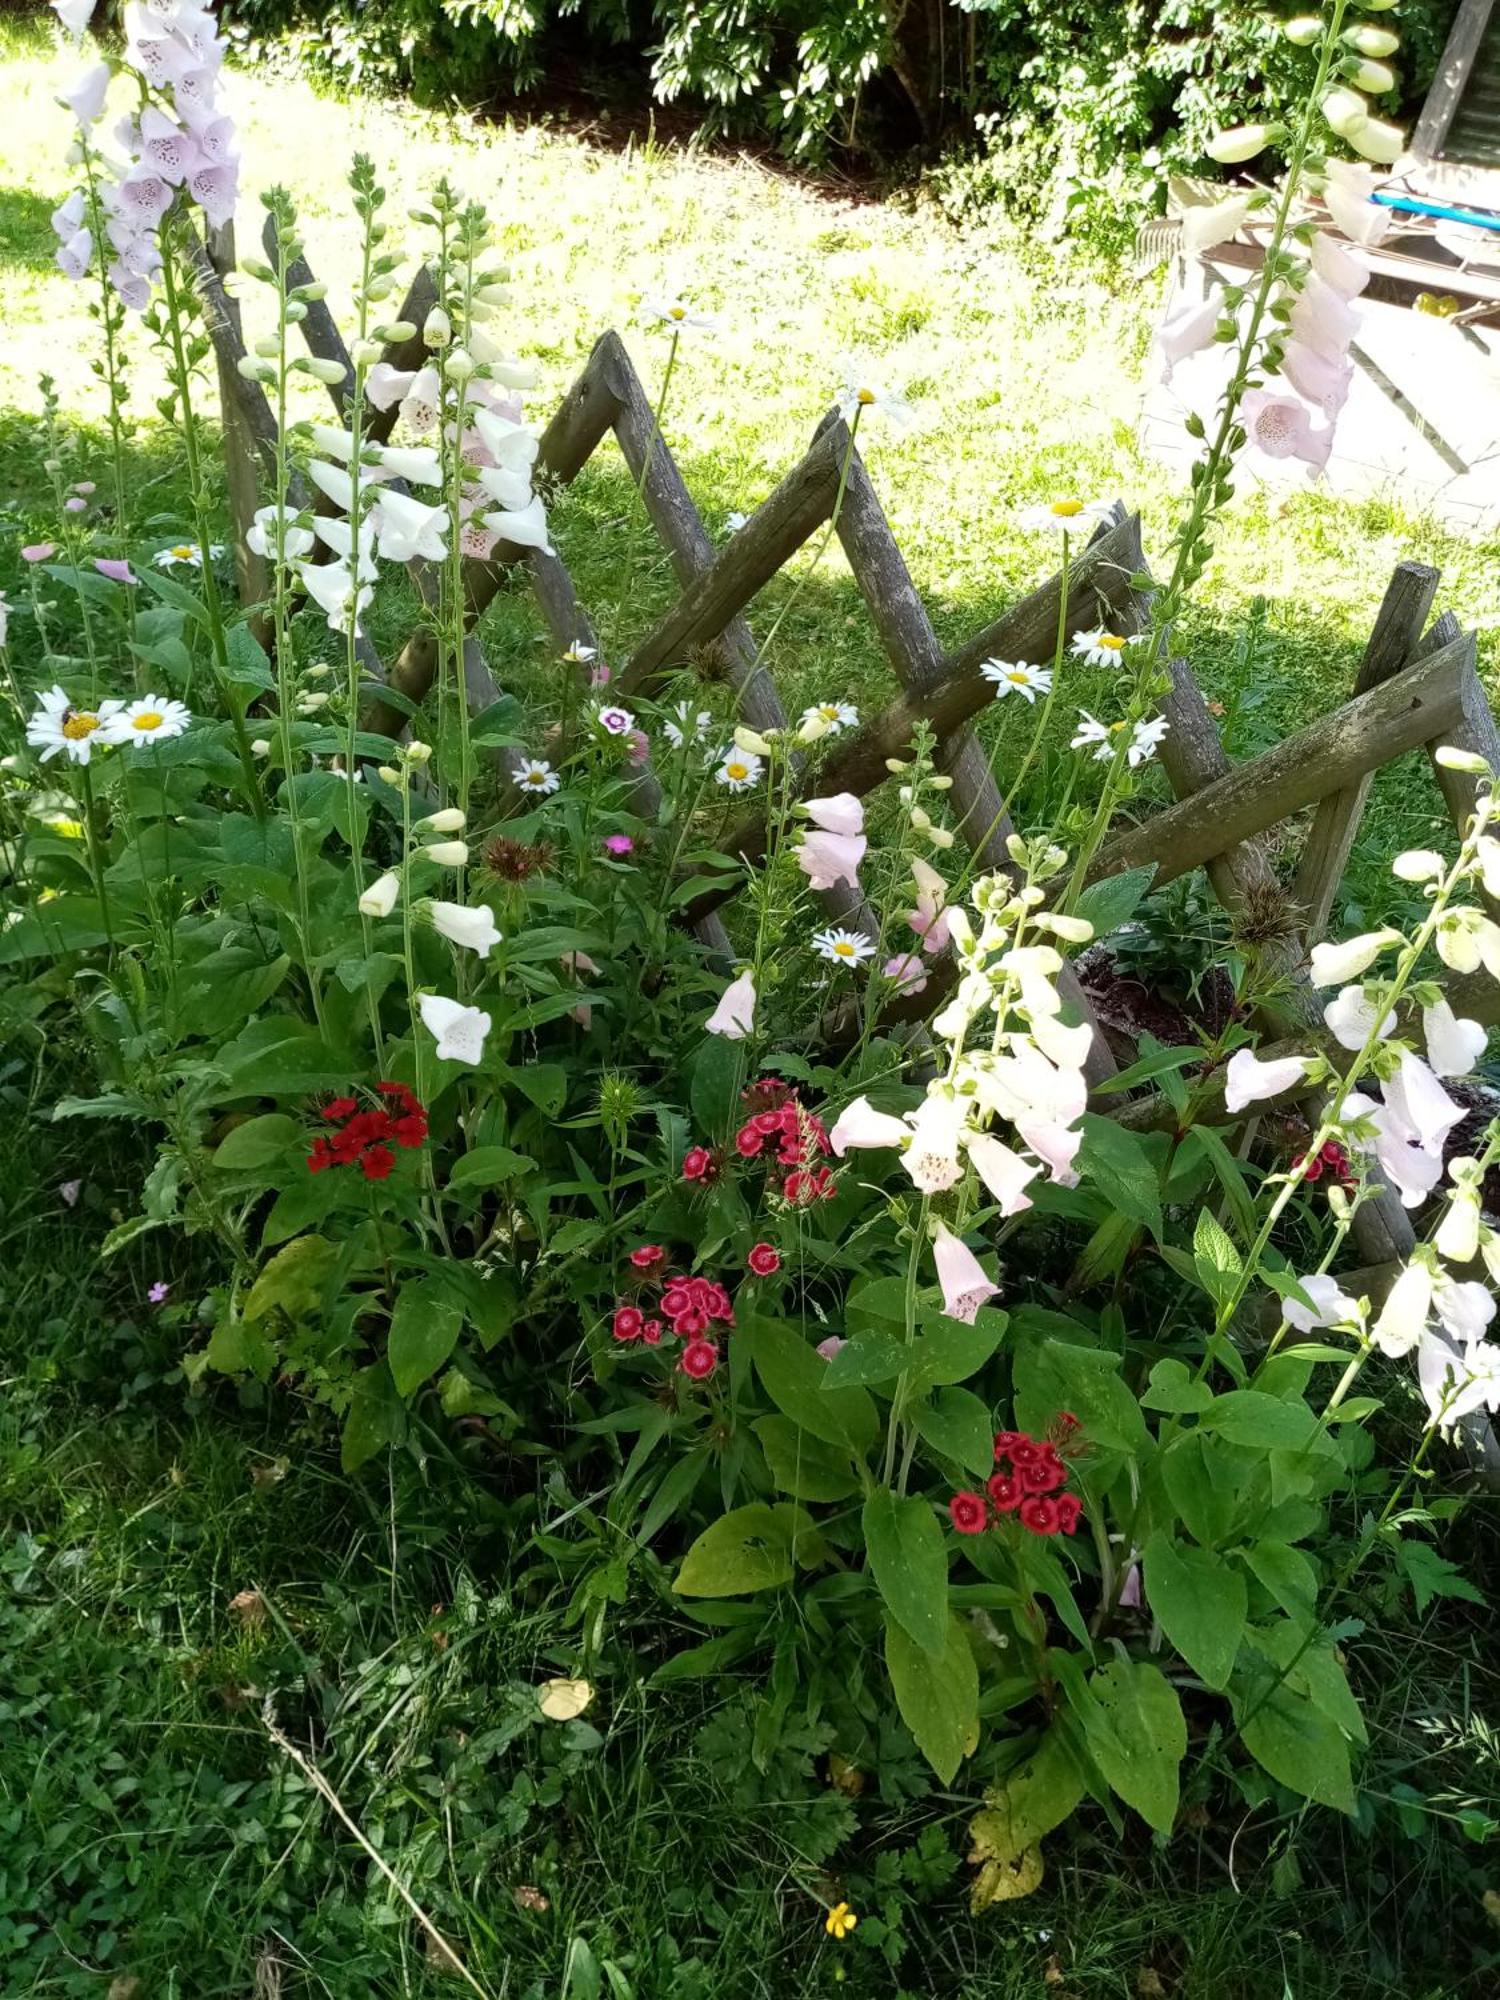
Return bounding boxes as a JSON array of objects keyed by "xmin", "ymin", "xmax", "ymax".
[{"xmin": 5, "ymin": 15, "xmax": 1500, "ymax": 1997}]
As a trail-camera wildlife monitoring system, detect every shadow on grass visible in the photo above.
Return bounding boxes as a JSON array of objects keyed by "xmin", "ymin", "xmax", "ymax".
[{"xmin": 0, "ymin": 183, "xmax": 61, "ymax": 275}]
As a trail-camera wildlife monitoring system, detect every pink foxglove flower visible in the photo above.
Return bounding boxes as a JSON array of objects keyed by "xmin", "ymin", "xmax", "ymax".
[
  {"xmin": 1223, "ymin": 1047, "xmax": 1313, "ymax": 1114},
  {"xmin": 1279, "ymin": 340, "xmax": 1352, "ymax": 421},
  {"xmin": 1322, "ymin": 159, "xmax": 1394, "ymax": 248},
  {"xmin": 187, "ymin": 162, "xmax": 238, "ymax": 229},
  {"xmin": 965, "ymin": 1132, "xmax": 1038, "ymax": 1216},
  {"xmin": 705, "ymin": 970, "xmax": 756, "ymax": 1041},
  {"xmin": 882, "ymin": 952, "xmax": 927, "ymax": 995},
  {"xmin": 1289, "ymin": 277, "xmax": 1359, "ymax": 365},
  {"xmin": 931, "ymin": 1223, "xmax": 1000, "ymax": 1325},
  {"xmin": 1310, "ymin": 231, "xmax": 1370, "ymax": 301},
  {"xmin": 1240, "ymin": 390, "xmax": 1333, "ymax": 474},
  {"xmin": 1016, "ymin": 1118, "xmax": 1083, "ymax": 1187},
  {"xmin": 795, "ymin": 828, "xmax": 866, "ymax": 892},
  {"xmin": 56, "ymin": 229, "xmax": 93, "ymax": 282},
  {"xmin": 21, "ymin": 543, "xmax": 58, "ymax": 562},
  {"xmin": 139, "ymin": 106, "xmax": 200, "ymax": 185},
  {"xmin": 816, "ymin": 1335, "xmax": 846, "ymax": 1362},
  {"xmin": 94, "ymin": 558, "xmax": 135, "ymax": 582},
  {"xmin": 907, "ymin": 855, "xmax": 951, "ymax": 955},
  {"xmin": 801, "ymin": 793, "xmax": 864, "ymax": 837}
]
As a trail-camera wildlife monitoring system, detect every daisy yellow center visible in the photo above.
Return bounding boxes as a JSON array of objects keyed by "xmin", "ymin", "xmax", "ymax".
[
  {"xmin": 1097, "ymin": 634, "xmax": 1125, "ymax": 651},
  {"xmin": 526, "ymin": 767, "xmax": 544, "ymax": 781},
  {"xmin": 819, "ymin": 704, "xmax": 841, "ymax": 719},
  {"xmin": 1005, "ymin": 670, "xmax": 1032, "ymax": 684},
  {"xmin": 170, "ymin": 545, "xmax": 194, "ymax": 559},
  {"xmin": 62, "ymin": 711, "xmax": 100, "ymax": 740},
  {"xmin": 833, "ymin": 941, "xmax": 856, "ymax": 959},
  {"xmin": 132, "ymin": 710, "xmax": 164, "ymax": 731},
  {"xmin": 669, "ymin": 306, "xmax": 686, "ymax": 320},
  {"xmin": 856, "ymin": 387, "xmax": 876, "ymax": 405},
  {"xmin": 726, "ymin": 761, "xmax": 749, "ymax": 780},
  {"xmin": 1050, "ymin": 499, "xmax": 1085, "ymax": 517}
]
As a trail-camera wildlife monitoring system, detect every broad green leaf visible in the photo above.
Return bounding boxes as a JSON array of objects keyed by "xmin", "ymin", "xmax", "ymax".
[
  {"xmin": 1143, "ymin": 1531, "xmax": 1247, "ymax": 1688},
  {"xmin": 1072, "ymin": 863, "xmax": 1156, "ymax": 941},
  {"xmin": 501, "ymin": 1061, "xmax": 568, "ymax": 1119},
  {"xmin": 1162, "ymin": 1434, "xmax": 1241, "ymax": 1547},
  {"xmin": 910, "ymin": 1309, "xmax": 1008, "ymax": 1389},
  {"xmin": 1250, "ymin": 1619, "xmax": 1367, "ymax": 1745},
  {"xmin": 224, "ymin": 620, "xmax": 275, "ymax": 690},
  {"xmin": 689, "ymin": 1033, "xmax": 743, "ymax": 1138},
  {"xmin": 675, "ymin": 1503, "xmax": 815, "ymax": 1596},
  {"xmin": 1092, "ymin": 1044, "xmax": 1202, "ymax": 1096},
  {"xmin": 968, "ymin": 1728, "xmax": 1086, "ymax": 1886},
  {"xmin": 1241, "ymin": 1540, "xmax": 1319, "ymax": 1622},
  {"xmin": 204, "ymin": 1314, "xmax": 278, "ymax": 1380},
  {"xmin": 1141, "ymin": 1358, "xmax": 1213, "ymax": 1414},
  {"xmin": 214, "ymin": 1112, "xmax": 300, "ymax": 1172},
  {"xmin": 245, "ymin": 1233, "xmax": 337, "ymax": 1322},
  {"xmin": 1180, "ymin": 1125, "xmax": 1258, "ymax": 1241},
  {"xmin": 388, "ymin": 1278, "xmax": 464, "ymax": 1398},
  {"xmin": 885, "ymin": 1612, "xmax": 979, "ymax": 1784},
  {"xmin": 214, "ymin": 1018, "xmax": 360, "ymax": 1100},
  {"xmin": 1237, "ymin": 1685, "xmax": 1355, "ymax": 1814},
  {"xmin": 1013, "ymin": 1336, "xmax": 1151, "ymax": 1457},
  {"xmin": 1075, "ymin": 1114, "xmax": 1164, "ymax": 1239},
  {"xmin": 342, "ymin": 1361, "xmax": 407, "ymax": 1472},
  {"xmin": 1201, "ymin": 1389, "xmax": 1330, "ymax": 1454},
  {"xmin": 752, "ymin": 1416, "xmax": 860, "ymax": 1501},
  {"xmin": 447, "ymin": 1145, "xmax": 537, "ymax": 1190},
  {"xmin": 1081, "ymin": 1657, "xmax": 1185, "ymax": 1832},
  {"xmin": 863, "ymin": 1488, "xmax": 949, "ymax": 1657},
  {"xmin": 910, "ymin": 1386, "xmax": 995, "ymax": 1475},
  {"xmin": 745, "ymin": 1317, "xmax": 878, "ymax": 1456},
  {"xmin": 823, "ymin": 1331, "xmax": 909, "ymax": 1389},
  {"xmin": 1192, "ymin": 1207, "xmax": 1243, "ymax": 1308}
]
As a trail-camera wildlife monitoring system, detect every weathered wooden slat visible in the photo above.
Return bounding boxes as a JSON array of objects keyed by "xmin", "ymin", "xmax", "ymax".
[
  {"xmin": 1089, "ymin": 633, "xmax": 1475, "ymax": 893},
  {"xmin": 1293, "ymin": 560, "xmax": 1441, "ymax": 941},
  {"xmin": 204, "ymin": 220, "xmax": 269, "ymax": 636},
  {"xmin": 262, "ymin": 212, "xmax": 355, "ymax": 413}
]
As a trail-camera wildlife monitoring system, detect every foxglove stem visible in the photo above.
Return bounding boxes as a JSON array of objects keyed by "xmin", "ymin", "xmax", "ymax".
[
  {"xmin": 78, "ymin": 129, "xmax": 137, "ymax": 674},
  {"xmin": 345, "ymin": 166, "xmax": 384, "ymax": 1064}
]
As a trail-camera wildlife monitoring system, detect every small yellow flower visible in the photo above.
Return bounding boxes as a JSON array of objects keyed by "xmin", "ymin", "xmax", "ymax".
[{"xmin": 825, "ymin": 1901, "xmax": 858, "ymax": 1939}]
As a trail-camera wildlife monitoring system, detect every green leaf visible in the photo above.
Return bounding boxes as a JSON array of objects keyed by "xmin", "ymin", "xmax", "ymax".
[
  {"xmin": 1241, "ymin": 1540, "xmax": 1319, "ymax": 1622},
  {"xmin": 342, "ymin": 1361, "xmax": 407, "ymax": 1472},
  {"xmin": 1075, "ymin": 1115, "xmax": 1163, "ymax": 1239},
  {"xmin": 822, "ymin": 1331, "xmax": 909, "ymax": 1389},
  {"xmin": 752, "ymin": 1417, "xmax": 860, "ymax": 1502},
  {"xmin": 909, "ymin": 1309, "xmax": 1008, "ymax": 1389},
  {"xmin": 1179, "ymin": 1125, "xmax": 1258, "ymax": 1241},
  {"xmin": 1237, "ymin": 1684, "xmax": 1355, "ymax": 1815},
  {"xmin": 1141, "ymin": 1358, "xmax": 1213, "ymax": 1414},
  {"xmin": 1161, "ymin": 1434, "xmax": 1241, "ymax": 1546},
  {"xmin": 1013, "ymin": 1336, "xmax": 1151, "ymax": 1457},
  {"xmin": 204, "ymin": 1315, "xmax": 278, "ymax": 1380},
  {"xmin": 745, "ymin": 1317, "xmax": 878, "ymax": 1456},
  {"xmin": 1092, "ymin": 1044, "xmax": 1202, "ymax": 1097},
  {"xmin": 214, "ymin": 1018, "xmax": 360, "ymax": 1101},
  {"xmin": 910, "ymin": 1386, "xmax": 995, "ymax": 1475},
  {"xmin": 447, "ymin": 1145, "xmax": 537, "ymax": 1190},
  {"xmin": 884, "ymin": 1612, "xmax": 978, "ymax": 1784},
  {"xmin": 1143, "ymin": 1532, "xmax": 1247, "ymax": 1688},
  {"xmin": 388, "ymin": 1278, "xmax": 464, "ymax": 1398},
  {"xmin": 214, "ymin": 1112, "xmax": 301, "ymax": 1172},
  {"xmin": 1192, "ymin": 1207, "xmax": 1243, "ymax": 1308},
  {"xmin": 968, "ymin": 1729, "xmax": 1085, "ymax": 1874},
  {"xmin": 1072, "ymin": 863, "xmax": 1156, "ymax": 941},
  {"xmin": 863, "ymin": 1488, "xmax": 949, "ymax": 1657},
  {"xmin": 689, "ymin": 1033, "xmax": 743, "ymax": 1138},
  {"xmin": 224, "ymin": 620, "xmax": 275, "ymax": 691},
  {"xmin": 1201, "ymin": 1389, "xmax": 1329, "ymax": 1454},
  {"xmin": 1395, "ymin": 1537, "xmax": 1485, "ymax": 1615},
  {"xmin": 1081, "ymin": 1657, "xmax": 1186, "ymax": 1833},
  {"xmin": 675, "ymin": 1503, "xmax": 807, "ymax": 1597},
  {"xmin": 244, "ymin": 1234, "xmax": 337, "ymax": 1322},
  {"xmin": 501, "ymin": 1061, "xmax": 568, "ymax": 1119}
]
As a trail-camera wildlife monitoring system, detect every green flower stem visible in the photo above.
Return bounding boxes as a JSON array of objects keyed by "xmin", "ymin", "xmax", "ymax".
[
  {"xmin": 77, "ymin": 757, "xmax": 114, "ymax": 951},
  {"xmin": 78, "ymin": 131, "xmax": 137, "ymax": 672}
]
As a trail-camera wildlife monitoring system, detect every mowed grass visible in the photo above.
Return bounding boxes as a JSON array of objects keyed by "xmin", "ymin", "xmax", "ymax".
[{"xmin": 3, "ymin": 19, "xmax": 1500, "ymax": 928}]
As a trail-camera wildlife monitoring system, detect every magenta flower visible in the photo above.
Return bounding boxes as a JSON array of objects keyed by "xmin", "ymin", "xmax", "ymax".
[
  {"xmin": 21, "ymin": 544, "xmax": 58, "ymax": 563},
  {"xmin": 883, "ymin": 952, "xmax": 928, "ymax": 995},
  {"xmin": 817, "ymin": 1335, "xmax": 846, "ymax": 1362},
  {"xmin": 148, "ymin": 1281, "xmax": 170, "ymax": 1305},
  {"xmin": 603, "ymin": 833, "xmax": 634, "ymax": 856},
  {"xmin": 589, "ymin": 663, "xmax": 612, "ymax": 688},
  {"xmin": 627, "ymin": 729, "xmax": 650, "ymax": 765},
  {"xmin": 94, "ymin": 558, "xmax": 136, "ymax": 583}
]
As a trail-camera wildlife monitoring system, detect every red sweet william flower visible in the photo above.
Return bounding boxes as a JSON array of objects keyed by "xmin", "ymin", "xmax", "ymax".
[
  {"xmin": 360, "ymin": 1143, "xmax": 395, "ymax": 1182},
  {"xmin": 630, "ymin": 1244, "xmax": 666, "ymax": 1271},
  {"xmin": 674, "ymin": 1308, "xmax": 710, "ymax": 1339},
  {"xmin": 1019, "ymin": 1495, "xmax": 1062, "ymax": 1536},
  {"xmin": 986, "ymin": 1473, "xmax": 1022, "ymax": 1513},
  {"xmin": 1019, "ymin": 1448, "xmax": 1066, "ymax": 1494},
  {"xmin": 679, "ymin": 1338, "xmax": 719, "ymax": 1380},
  {"xmin": 735, "ymin": 1124, "xmax": 765, "ymax": 1158},
  {"xmin": 1054, "ymin": 1492, "xmax": 1083, "ymax": 1535},
  {"xmin": 949, "ymin": 1491, "xmax": 989, "ymax": 1535},
  {"xmin": 748, "ymin": 1242, "xmax": 781, "ymax": 1277},
  {"xmin": 307, "ymin": 1137, "xmax": 336, "ymax": 1173},
  {"xmin": 642, "ymin": 1318, "xmax": 663, "ymax": 1345},
  {"xmin": 612, "ymin": 1305, "xmax": 645, "ymax": 1342},
  {"xmin": 391, "ymin": 1113, "xmax": 428, "ymax": 1149},
  {"xmin": 661, "ymin": 1283, "xmax": 693, "ymax": 1319},
  {"xmin": 682, "ymin": 1146, "xmax": 715, "ymax": 1183},
  {"xmin": 323, "ymin": 1096, "xmax": 359, "ymax": 1122},
  {"xmin": 993, "ymin": 1430, "xmax": 1026, "ymax": 1463}
]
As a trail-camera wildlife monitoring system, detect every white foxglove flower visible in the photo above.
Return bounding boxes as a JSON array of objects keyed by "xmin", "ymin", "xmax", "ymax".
[
  {"xmin": 65, "ymin": 61, "xmax": 111, "ymax": 126},
  {"xmin": 1157, "ymin": 291, "xmax": 1225, "ymax": 382},
  {"xmin": 1434, "ymin": 1275, "xmax": 1495, "ymax": 1345},
  {"xmin": 373, "ymin": 491, "xmax": 449, "ymax": 564},
  {"xmin": 705, "ymin": 969, "xmax": 756, "ymax": 1040},
  {"xmin": 248, "ymin": 505, "xmax": 315, "ymax": 561},
  {"xmin": 1383, "ymin": 1050, "xmax": 1465, "ymax": 1154},
  {"xmin": 1371, "ymin": 1260, "xmax": 1432, "ymax": 1356},
  {"xmin": 965, "ymin": 1132, "xmax": 1038, "ymax": 1216},
  {"xmin": 423, "ymin": 841, "xmax": 469, "ymax": 867},
  {"xmin": 472, "ymin": 406, "xmax": 540, "ymax": 471},
  {"xmin": 1309, "ymin": 928, "xmax": 1401, "ymax": 987},
  {"xmin": 51, "ymin": 0, "xmax": 96, "ymax": 36},
  {"xmin": 359, "ymin": 871, "xmax": 400, "ymax": 918},
  {"xmin": 1224, "ymin": 1048, "xmax": 1312, "ymax": 1114},
  {"xmin": 1282, "ymin": 1273, "xmax": 1360, "ymax": 1335},
  {"xmin": 1181, "ymin": 193, "xmax": 1253, "ymax": 257},
  {"xmin": 307, "ymin": 458, "xmax": 356, "ymax": 512},
  {"xmin": 378, "ymin": 444, "xmax": 443, "ymax": 487},
  {"xmin": 1016, "ymin": 1118, "xmax": 1083, "ymax": 1186},
  {"xmin": 1436, "ymin": 907, "xmax": 1500, "ymax": 980},
  {"xmin": 477, "ymin": 463, "xmax": 533, "ymax": 512},
  {"xmin": 1423, "ymin": 996, "xmax": 1486, "ymax": 1078},
  {"xmin": 418, "ymin": 994, "xmax": 492, "ymax": 1065},
  {"xmin": 297, "ymin": 560, "xmax": 371, "ymax": 634},
  {"xmin": 931, "ymin": 1222, "xmax": 1000, "ymax": 1324},
  {"xmin": 430, "ymin": 899, "xmax": 501, "ymax": 959},
  {"xmin": 1029, "ymin": 1010, "xmax": 1094, "ymax": 1072},
  {"xmin": 796, "ymin": 829, "xmax": 865, "ymax": 892},
  {"xmin": 1392, "ymin": 848, "xmax": 1444, "ymax": 882},
  {"xmin": 420, "ymin": 807, "xmax": 466, "ymax": 833},
  {"xmin": 1418, "ymin": 1328, "xmax": 1500, "ymax": 1430},
  {"xmin": 1437, "ymin": 1185, "xmax": 1482, "ymax": 1265},
  {"xmin": 982, "ymin": 658, "xmax": 1052, "ymax": 704},
  {"xmin": 902, "ymin": 1093, "xmax": 970, "ymax": 1194},
  {"xmin": 99, "ymin": 694, "xmax": 190, "ymax": 745},
  {"xmin": 801, "ymin": 794, "xmax": 864, "ymax": 837},
  {"xmin": 1323, "ymin": 984, "xmax": 1395, "ymax": 1051},
  {"xmin": 828, "ymin": 1096, "xmax": 909, "ymax": 1155},
  {"xmin": 480, "ymin": 494, "xmax": 552, "ymax": 554},
  {"xmin": 513, "ymin": 757, "xmax": 559, "ymax": 794}
]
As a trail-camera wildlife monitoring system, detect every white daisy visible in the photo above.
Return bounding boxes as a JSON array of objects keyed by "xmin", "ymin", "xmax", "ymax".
[
  {"xmin": 596, "ymin": 704, "xmax": 636, "ymax": 737},
  {"xmin": 813, "ymin": 927, "xmax": 876, "ymax": 968},
  {"xmin": 513, "ymin": 757, "xmax": 560, "ymax": 795},
  {"xmin": 25, "ymin": 684, "xmax": 123, "ymax": 765},
  {"xmin": 1071, "ymin": 628, "xmax": 1139, "ymax": 668},
  {"xmin": 724, "ymin": 511, "xmax": 748, "ymax": 533},
  {"xmin": 152, "ymin": 542, "xmax": 223, "ymax": 569},
  {"xmin": 981, "ymin": 659, "xmax": 1053, "ymax": 705},
  {"xmin": 800, "ymin": 700, "xmax": 859, "ymax": 734},
  {"xmin": 1019, "ymin": 497, "xmax": 1112, "ymax": 535},
  {"xmin": 663, "ymin": 701, "xmax": 714, "ymax": 749},
  {"xmin": 836, "ymin": 368, "xmax": 914, "ymax": 432},
  {"xmin": 715, "ymin": 750, "xmax": 763, "ymax": 793},
  {"xmin": 1129, "ymin": 716, "xmax": 1170, "ymax": 766},
  {"xmin": 100, "ymin": 694, "xmax": 191, "ymax": 746},
  {"xmin": 640, "ymin": 293, "xmax": 719, "ymax": 334},
  {"xmin": 562, "ymin": 640, "xmax": 596, "ymax": 665},
  {"xmin": 1070, "ymin": 710, "xmax": 1170, "ymax": 768}
]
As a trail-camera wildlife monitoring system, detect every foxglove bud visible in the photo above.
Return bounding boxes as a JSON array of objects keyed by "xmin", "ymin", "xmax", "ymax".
[{"xmin": 423, "ymin": 305, "xmax": 452, "ymax": 349}]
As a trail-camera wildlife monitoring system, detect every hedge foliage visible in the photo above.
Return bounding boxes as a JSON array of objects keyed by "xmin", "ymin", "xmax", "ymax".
[{"xmin": 220, "ymin": 0, "xmax": 1461, "ymax": 252}]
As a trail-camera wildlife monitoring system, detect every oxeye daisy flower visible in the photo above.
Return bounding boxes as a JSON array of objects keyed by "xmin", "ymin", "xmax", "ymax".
[
  {"xmin": 980, "ymin": 658, "xmax": 1053, "ymax": 704},
  {"xmin": 640, "ymin": 293, "xmax": 719, "ymax": 333},
  {"xmin": 800, "ymin": 699, "xmax": 859, "ymax": 734},
  {"xmin": 25, "ymin": 684, "xmax": 123, "ymax": 765},
  {"xmin": 561, "ymin": 639, "xmax": 596, "ymax": 665},
  {"xmin": 813, "ymin": 927, "xmax": 875, "ymax": 969},
  {"xmin": 152, "ymin": 541, "xmax": 223, "ymax": 569},
  {"xmin": 1070, "ymin": 627, "xmax": 1138, "ymax": 668},
  {"xmin": 513, "ymin": 757, "xmax": 560, "ymax": 794},
  {"xmin": 1071, "ymin": 710, "xmax": 1169, "ymax": 767},
  {"xmin": 100, "ymin": 694, "xmax": 191, "ymax": 745},
  {"xmin": 1019, "ymin": 496, "xmax": 1111, "ymax": 534},
  {"xmin": 836, "ymin": 366, "xmax": 914, "ymax": 431},
  {"xmin": 663, "ymin": 701, "xmax": 714, "ymax": 748},
  {"xmin": 715, "ymin": 750, "xmax": 763, "ymax": 793}
]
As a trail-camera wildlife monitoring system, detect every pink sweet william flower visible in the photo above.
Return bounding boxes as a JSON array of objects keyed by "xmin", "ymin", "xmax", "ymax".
[
  {"xmin": 931, "ymin": 1222, "xmax": 1000, "ymax": 1325},
  {"xmin": 94, "ymin": 558, "xmax": 136, "ymax": 582},
  {"xmin": 679, "ymin": 1338, "xmax": 719, "ymax": 1380},
  {"xmin": 1240, "ymin": 391, "xmax": 1332, "ymax": 474},
  {"xmin": 796, "ymin": 828, "xmax": 866, "ymax": 892},
  {"xmin": 22, "ymin": 544, "xmax": 58, "ymax": 562},
  {"xmin": 748, "ymin": 1242, "xmax": 781, "ymax": 1276},
  {"xmin": 603, "ymin": 833, "xmax": 634, "ymax": 856}
]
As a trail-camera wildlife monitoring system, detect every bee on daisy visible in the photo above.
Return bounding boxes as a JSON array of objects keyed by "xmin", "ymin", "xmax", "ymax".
[
  {"xmin": 800, "ymin": 699, "xmax": 859, "ymax": 735},
  {"xmin": 25, "ymin": 685, "xmax": 122, "ymax": 765},
  {"xmin": 1071, "ymin": 710, "xmax": 1170, "ymax": 767},
  {"xmin": 715, "ymin": 749, "xmax": 763, "ymax": 793},
  {"xmin": 1071, "ymin": 628, "xmax": 1141, "ymax": 668},
  {"xmin": 980, "ymin": 659, "xmax": 1053, "ymax": 704},
  {"xmin": 1018, "ymin": 497, "xmax": 1112, "ymax": 535},
  {"xmin": 152, "ymin": 542, "xmax": 224, "ymax": 569},
  {"xmin": 813, "ymin": 927, "xmax": 875, "ymax": 968},
  {"xmin": 101, "ymin": 695, "xmax": 191, "ymax": 746},
  {"xmin": 513, "ymin": 756, "xmax": 561, "ymax": 794}
]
